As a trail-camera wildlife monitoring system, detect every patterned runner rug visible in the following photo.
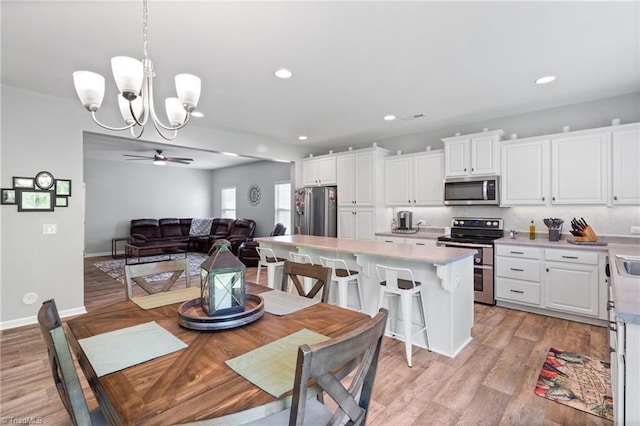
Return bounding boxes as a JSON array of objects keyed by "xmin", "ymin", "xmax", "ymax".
[
  {"xmin": 535, "ymin": 347, "xmax": 613, "ymax": 422},
  {"xmin": 93, "ymin": 252, "xmax": 208, "ymax": 283}
]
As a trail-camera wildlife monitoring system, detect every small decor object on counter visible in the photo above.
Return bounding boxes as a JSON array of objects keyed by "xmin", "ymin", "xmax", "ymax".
[
  {"xmin": 543, "ymin": 218, "xmax": 564, "ymax": 242},
  {"xmin": 199, "ymin": 244, "xmax": 246, "ymax": 316},
  {"xmin": 569, "ymin": 217, "xmax": 599, "ymax": 243},
  {"xmin": 529, "ymin": 219, "xmax": 536, "ymax": 240}
]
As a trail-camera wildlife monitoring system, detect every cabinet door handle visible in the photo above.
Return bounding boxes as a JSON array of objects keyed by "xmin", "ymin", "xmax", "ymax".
[
  {"xmin": 510, "ymin": 289, "xmax": 524, "ymax": 294},
  {"xmin": 614, "ymin": 195, "xmax": 618, "ymax": 201},
  {"xmin": 552, "ymin": 196, "xmax": 556, "ymax": 201},
  {"xmin": 413, "ymin": 200, "xmax": 416, "ymax": 203},
  {"xmin": 510, "ymin": 251, "xmax": 524, "ymax": 254},
  {"xmin": 510, "ymin": 268, "xmax": 524, "ymax": 272},
  {"xmin": 608, "ymin": 322, "xmax": 617, "ymax": 332},
  {"xmin": 416, "ymin": 243, "xmax": 425, "ymax": 246},
  {"xmin": 464, "ymin": 168, "xmax": 467, "ymax": 172},
  {"xmin": 546, "ymin": 268, "xmax": 549, "ymax": 272},
  {"xmin": 542, "ymin": 197, "xmax": 545, "ymax": 201},
  {"xmin": 562, "ymin": 255, "xmax": 579, "ymax": 259}
]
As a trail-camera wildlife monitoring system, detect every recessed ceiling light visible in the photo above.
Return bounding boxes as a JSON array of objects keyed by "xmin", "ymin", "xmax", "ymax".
[
  {"xmin": 384, "ymin": 115, "xmax": 396, "ymax": 121},
  {"xmin": 190, "ymin": 111, "xmax": 204, "ymax": 118},
  {"xmin": 535, "ymin": 75, "xmax": 556, "ymax": 84},
  {"xmin": 298, "ymin": 135, "xmax": 308, "ymax": 141},
  {"xmin": 275, "ymin": 68, "xmax": 293, "ymax": 79}
]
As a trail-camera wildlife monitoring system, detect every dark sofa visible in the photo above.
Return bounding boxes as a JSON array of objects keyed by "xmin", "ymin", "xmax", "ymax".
[
  {"xmin": 129, "ymin": 218, "xmax": 255, "ymax": 255},
  {"xmin": 237, "ymin": 223, "xmax": 286, "ymax": 266}
]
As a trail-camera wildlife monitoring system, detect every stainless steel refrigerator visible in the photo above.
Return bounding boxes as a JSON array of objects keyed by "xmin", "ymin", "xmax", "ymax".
[{"xmin": 294, "ymin": 186, "xmax": 337, "ymax": 237}]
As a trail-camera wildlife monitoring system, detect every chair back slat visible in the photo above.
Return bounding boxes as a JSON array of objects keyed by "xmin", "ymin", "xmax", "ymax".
[
  {"xmin": 289, "ymin": 309, "xmax": 389, "ymax": 425},
  {"xmin": 38, "ymin": 299, "xmax": 94, "ymax": 425},
  {"xmin": 289, "ymin": 252, "xmax": 314, "ymax": 265},
  {"xmin": 124, "ymin": 257, "xmax": 190, "ymax": 299},
  {"xmin": 376, "ymin": 264, "xmax": 416, "ymax": 290},
  {"xmin": 281, "ymin": 261, "xmax": 331, "ymax": 303}
]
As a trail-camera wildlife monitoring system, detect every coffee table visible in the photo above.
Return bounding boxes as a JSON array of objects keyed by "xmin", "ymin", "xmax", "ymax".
[{"xmin": 124, "ymin": 241, "xmax": 188, "ymax": 264}]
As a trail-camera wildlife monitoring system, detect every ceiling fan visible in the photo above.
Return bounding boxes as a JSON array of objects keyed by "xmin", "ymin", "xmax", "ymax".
[{"xmin": 123, "ymin": 149, "xmax": 194, "ymax": 165}]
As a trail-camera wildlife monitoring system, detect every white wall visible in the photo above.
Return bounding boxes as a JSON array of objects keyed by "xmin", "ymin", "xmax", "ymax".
[
  {"xmin": 83, "ymin": 157, "xmax": 215, "ymax": 255},
  {"xmin": 212, "ymin": 161, "xmax": 293, "ymax": 237}
]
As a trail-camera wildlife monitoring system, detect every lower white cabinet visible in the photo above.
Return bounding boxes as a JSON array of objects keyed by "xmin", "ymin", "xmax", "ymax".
[
  {"xmin": 375, "ymin": 236, "xmax": 437, "ymax": 246},
  {"xmin": 544, "ymin": 249, "xmax": 599, "ymax": 317},
  {"xmin": 339, "ymin": 208, "xmax": 374, "ymax": 241},
  {"xmin": 495, "ymin": 244, "xmax": 605, "ymax": 322}
]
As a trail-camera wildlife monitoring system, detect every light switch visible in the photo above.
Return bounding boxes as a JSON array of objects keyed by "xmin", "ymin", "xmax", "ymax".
[{"xmin": 43, "ymin": 224, "xmax": 57, "ymax": 235}]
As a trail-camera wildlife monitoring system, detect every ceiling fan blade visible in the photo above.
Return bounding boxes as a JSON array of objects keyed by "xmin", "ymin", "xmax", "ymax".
[
  {"xmin": 123, "ymin": 154, "xmax": 153, "ymax": 159},
  {"xmin": 165, "ymin": 157, "xmax": 194, "ymax": 162},
  {"xmin": 166, "ymin": 159, "xmax": 193, "ymax": 165},
  {"xmin": 125, "ymin": 158, "xmax": 152, "ymax": 161}
]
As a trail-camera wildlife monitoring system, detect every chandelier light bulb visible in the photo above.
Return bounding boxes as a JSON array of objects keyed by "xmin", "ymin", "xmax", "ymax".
[
  {"xmin": 111, "ymin": 57, "xmax": 144, "ymax": 99},
  {"xmin": 72, "ymin": 71, "xmax": 105, "ymax": 111},
  {"xmin": 166, "ymin": 97, "xmax": 187, "ymax": 126},
  {"xmin": 117, "ymin": 95, "xmax": 144, "ymax": 124},
  {"xmin": 175, "ymin": 74, "xmax": 201, "ymax": 112}
]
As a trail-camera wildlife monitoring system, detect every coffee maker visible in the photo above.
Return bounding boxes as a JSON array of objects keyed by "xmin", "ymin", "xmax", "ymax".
[{"xmin": 397, "ymin": 211, "xmax": 413, "ymax": 230}]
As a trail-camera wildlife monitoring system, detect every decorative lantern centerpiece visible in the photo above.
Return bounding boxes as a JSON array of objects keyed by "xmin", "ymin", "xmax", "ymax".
[{"xmin": 199, "ymin": 245, "xmax": 246, "ymax": 316}]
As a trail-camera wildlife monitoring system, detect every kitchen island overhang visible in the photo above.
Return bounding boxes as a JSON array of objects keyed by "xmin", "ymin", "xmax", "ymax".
[{"xmin": 255, "ymin": 235, "xmax": 476, "ymax": 358}]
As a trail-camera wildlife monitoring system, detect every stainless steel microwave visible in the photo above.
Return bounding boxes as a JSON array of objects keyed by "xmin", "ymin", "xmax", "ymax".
[{"xmin": 443, "ymin": 176, "xmax": 500, "ymax": 205}]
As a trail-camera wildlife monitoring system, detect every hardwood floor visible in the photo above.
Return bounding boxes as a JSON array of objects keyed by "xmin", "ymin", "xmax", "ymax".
[{"xmin": 0, "ymin": 255, "xmax": 611, "ymax": 425}]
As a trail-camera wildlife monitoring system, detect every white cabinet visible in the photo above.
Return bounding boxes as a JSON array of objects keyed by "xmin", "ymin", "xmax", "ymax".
[
  {"xmin": 495, "ymin": 245, "xmax": 542, "ymax": 306},
  {"xmin": 495, "ymin": 244, "xmax": 606, "ymax": 323},
  {"xmin": 551, "ymin": 131, "xmax": 609, "ymax": 204},
  {"xmin": 385, "ymin": 151, "xmax": 443, "ymax": 206},
  {"xmin": 375, "ymin": 236, "xmax": 437, "ymax": 246},
  {"xmin": 338, "ymin": 208, "xmax": 374, "ymax": 240},
  {"xmin": 612, "ymin": 124, "xmax": 640, "ymax": 205},
  {"xmin": 336, "ymin": 150, "xmax": 377, "ymax": 206},
  {"xmin": 544, "ymin": 249, "xmax": 600, "ymax": 317},
  {"xmin": 500, "ymin": 139, "xmax": 550, "ymax": 205},
  {"xmin": 442, "ymin": 129, "xmax": 504, "ymax": 177},
  {"xmin": 303, "ymin": 156, "xmax": 336, "ymax": 186},
  {"xmin": 336, "ymin": 147, "xmax": 389, "ymax": 241}
]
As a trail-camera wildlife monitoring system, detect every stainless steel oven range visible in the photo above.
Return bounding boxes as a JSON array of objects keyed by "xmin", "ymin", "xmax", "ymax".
[{"xmin": 436, "ymin": 217, "xmax": 504, "ymax": 305}]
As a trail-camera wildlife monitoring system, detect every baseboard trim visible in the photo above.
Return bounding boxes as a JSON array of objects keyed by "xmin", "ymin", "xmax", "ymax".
[
  {"xmin": 0, "ymin": 306, "xmax": 88, "ymax": 330},
  {"xmin": 85, "ymin": 251, "xmax": 111, "ymax": 258}
]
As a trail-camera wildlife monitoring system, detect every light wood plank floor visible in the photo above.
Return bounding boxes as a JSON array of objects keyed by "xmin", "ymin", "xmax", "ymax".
[{"xmin": 0, "ymin": 255, "xmax": 611, "ymax": 425}]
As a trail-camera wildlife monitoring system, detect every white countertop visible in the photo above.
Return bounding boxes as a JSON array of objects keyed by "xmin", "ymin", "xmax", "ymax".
[
  {"xmin": 608, "ymin": 244, "xmax": 640, "ymax": 325},
  {"xmin": 255, "ymin": 235, "xmax": 474, "ymax": 265}
]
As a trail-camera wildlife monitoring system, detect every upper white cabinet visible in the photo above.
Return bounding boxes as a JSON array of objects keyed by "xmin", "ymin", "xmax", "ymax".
[
  {"xmin": 442, "ymin": 129, "xmax": 504, "ymax": 177},
  {"xmin": 612, "ymin": 124, "xmax": 640, "ymax": 205},
  {"xmin": 303, "ymin": 156, "xmax": 336, "ymax": 186},
  {"xmin": 501, "ymin": 139, "xmax": 550, "ymax": 205},
  {"xmin": 336, "ymin": 149, "xmax": 384, "ymax": 207},
  {"xmin": 551, "ymin": 131, "xmax": 609, "ymax": 204},
  {"xmin": 385, "ymin": 150, "xmax": 443, "ymax": 206}
]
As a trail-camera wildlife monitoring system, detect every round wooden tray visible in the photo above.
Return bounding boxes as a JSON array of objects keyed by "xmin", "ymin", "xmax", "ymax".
[{"xmin": 178, "ymin": 294, "xmax": 264, "ymax": 331}]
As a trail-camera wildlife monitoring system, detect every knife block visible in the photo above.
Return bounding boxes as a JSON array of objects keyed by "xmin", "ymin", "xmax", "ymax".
[{"xmin": 574, "ymin": 225, "xmax": 598, "ymax": 242}]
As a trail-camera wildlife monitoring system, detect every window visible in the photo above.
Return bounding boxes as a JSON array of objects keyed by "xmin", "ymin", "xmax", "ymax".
[
  {"xmin": 221, "ymin": 187, "xmax": 236, "ymax": 219},
  {"xmin": 274, "ymin": 182, "xmax": 291, "ymax": 234}
]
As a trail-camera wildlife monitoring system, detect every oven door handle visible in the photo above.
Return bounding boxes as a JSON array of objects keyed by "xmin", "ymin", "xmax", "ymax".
[
  {"xmin": 474, "ymin": 264, "xmax": 493, "ymax": 270},
  {"xmin": 437, "ymin": 241, "xmax": 493, "ymax": 249}
]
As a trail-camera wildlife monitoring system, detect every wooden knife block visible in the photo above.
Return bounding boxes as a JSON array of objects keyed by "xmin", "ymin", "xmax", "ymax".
[{"xmin": 575, "ymin": 225, "xmax": 598, "ymax": 242}]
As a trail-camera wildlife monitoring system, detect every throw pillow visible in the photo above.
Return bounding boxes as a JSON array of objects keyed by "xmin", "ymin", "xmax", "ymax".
[{"xmin": 189, "ymin": 218, "xmax": 213, "ymax": 236}]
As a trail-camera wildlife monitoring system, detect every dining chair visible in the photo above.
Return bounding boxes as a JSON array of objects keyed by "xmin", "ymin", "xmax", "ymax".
[
  {"xmin": 38, "ymin": 299, "xmax": 107, "ymax": 426},
  {"xmin": 243, "ymin": 308, "xmax": 389, "ymax": 426},
  {"xmin": 280, "ymin": 260, "xmax": 332, "ymax": 303},
  {"xmin": 375, "ymin": 264, "xmax": 430, "ymax": 367},
  {"xmin": 256, "ymin": 247, "xmax": 287, "ymax": 289},
  {"xmin": 124, "ymin": 257, "xmax": 190, "ymax": 299}
]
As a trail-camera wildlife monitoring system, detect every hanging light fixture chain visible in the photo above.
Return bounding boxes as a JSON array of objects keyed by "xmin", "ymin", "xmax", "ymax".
[{"xmin": 142, "ymin": 0, "xmax": 148, "ymax": 60}]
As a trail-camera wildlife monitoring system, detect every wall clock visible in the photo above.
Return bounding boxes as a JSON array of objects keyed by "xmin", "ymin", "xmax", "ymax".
[
  {"xmin": 247, "ymin": 184, "xmax": 261, "ymax": 206},
  {"xmin": 35, "ymin": 171, "xmax": 55, "ymax": 190}
]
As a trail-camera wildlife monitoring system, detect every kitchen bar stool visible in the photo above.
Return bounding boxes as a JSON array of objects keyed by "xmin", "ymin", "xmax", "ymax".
[
  {"xmin": 375, "ymin": 264, "xmax": 430, "ymax": 367},
  {"xmin": 255, "ymin": 247, "xmax": 286, "ymax": 289},
  {"xmin": 289, "ymin": 252, "xmax": 315, "ymax": 294},
  {"xmin": 319, "ymin": 257, "xmax": 364, "ymax": 312}
]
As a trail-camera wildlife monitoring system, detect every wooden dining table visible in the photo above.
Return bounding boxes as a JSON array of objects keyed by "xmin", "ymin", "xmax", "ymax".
[{"xmin": 66, "ymin": 283, "xmax": 372, "ymax": 425}]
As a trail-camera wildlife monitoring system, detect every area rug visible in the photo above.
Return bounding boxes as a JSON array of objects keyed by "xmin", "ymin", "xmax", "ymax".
[
  {"xmin": 93, "ymin": 252, "xmax": 208, "ymax": 284},
  {"xmin": 535, "ymin": 347, "xmax": 613, "ymax": 421}
]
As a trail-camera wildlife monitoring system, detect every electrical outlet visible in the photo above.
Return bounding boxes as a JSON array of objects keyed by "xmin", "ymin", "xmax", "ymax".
[
  {"xmin": 43, "ymin": 224, "xmax": 57, "ymax": 235},
  {"xmin": 631, "ymin": 226, "xmax": 640, "ymax": 235}
]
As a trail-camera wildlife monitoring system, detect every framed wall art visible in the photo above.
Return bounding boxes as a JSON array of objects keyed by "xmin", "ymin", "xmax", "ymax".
[
  {"xmin": 55, "ymin": 179, "xmax": 72, "ymax": 196},
  {"xmin": 17, "ymin": 189, "xmax": 54, "ymax": 212},
  {"xmin": 1, "ymin": 188, "xmax": 17, "ymax": 205},
  {"xmin": 55, "ymin": 197, "xmax": 69, "ymax": 207},
  {"xmin": 13, "ymin": 177, "xmax": 34, "ymax": 189}
]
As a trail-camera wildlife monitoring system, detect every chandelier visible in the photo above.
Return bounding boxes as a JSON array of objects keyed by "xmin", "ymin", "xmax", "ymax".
[{"xmin": 72, "ymin": 0, "xmax": 201, "ymax": 141}]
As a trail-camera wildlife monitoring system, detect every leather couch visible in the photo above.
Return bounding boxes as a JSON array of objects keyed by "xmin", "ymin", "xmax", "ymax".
[
  {"xmin": 129, "ymin": 218, "xmax": 254, "ymax": 254},
  {"xmin": 238, "ymin": 223, "xmax": 286, "ymax": 266}
]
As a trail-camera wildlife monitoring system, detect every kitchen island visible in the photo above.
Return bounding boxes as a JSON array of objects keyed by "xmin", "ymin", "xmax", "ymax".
[{"xmin": 255, "ymin": 235, "xmax": 476, "ymax": 358}]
